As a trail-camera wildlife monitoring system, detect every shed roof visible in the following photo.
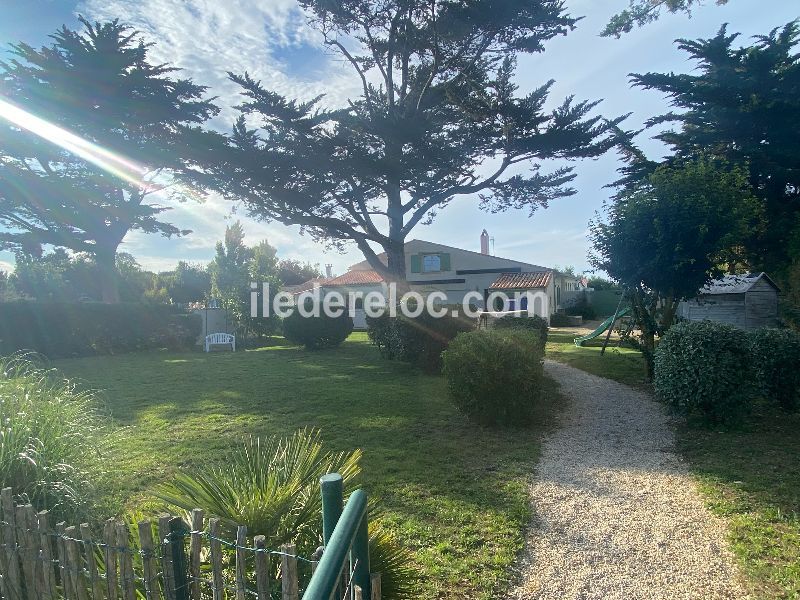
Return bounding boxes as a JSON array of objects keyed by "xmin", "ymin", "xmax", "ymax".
[
  {"xmin": 700, "ymin": 272, "xmax": 779, "ymax": 295},
  {"xmin": 489, "ymin": 271, "xmax": 552, "ymax": 289}
]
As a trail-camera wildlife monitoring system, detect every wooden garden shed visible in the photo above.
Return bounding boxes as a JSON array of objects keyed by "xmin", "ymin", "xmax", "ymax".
[{"xmin": 677, "ymin": 272, "xmax": 780, "ymax": 330}]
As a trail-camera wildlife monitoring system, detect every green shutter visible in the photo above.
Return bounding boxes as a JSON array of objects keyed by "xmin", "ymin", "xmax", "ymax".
[
  {"xmin": 410, "ymin": 254, "xmax": 421, "ymax": 273},
  {"xmin": 440, "ymin": 253, "xmax": 451, "ymax": 271}
]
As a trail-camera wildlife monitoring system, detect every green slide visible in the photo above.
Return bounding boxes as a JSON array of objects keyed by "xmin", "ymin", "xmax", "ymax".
[{"xmin": 573, "ymin": 308, "xmax": 630, "ymax": 347}]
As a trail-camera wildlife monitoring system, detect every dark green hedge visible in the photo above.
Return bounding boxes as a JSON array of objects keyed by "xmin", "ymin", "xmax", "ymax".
[
  {"xmin": 366, "ymin": 311, "xmax": 475, "ymax": 373},
  {"xmin": 749, "ymin": 327, "xmax": 800, "ymax": 412},
  {"xmin": 0, "ymin": 302, "xmax": 201, "ymax": 358},
  {"xmin": 282, "ymin": 309, "xmax": 354, "ymax": 350},
  {"xmin": 653, "ymin": 320, "xmax": 752, "ymax": 425},
  {"xmin": 493, "ymin": 314, "xmax": 548, "ymax": 352},
  {"xmin": 442, "ymin": 329, "xmax": 544, "ymax": 426}
]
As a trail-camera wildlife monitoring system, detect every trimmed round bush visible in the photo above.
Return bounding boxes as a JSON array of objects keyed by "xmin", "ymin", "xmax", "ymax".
[
  {"xmin": 442, "ymin": 329, "xmax": 544, "ymax": 426},
  {"xmin": 367, "ymin": 311, "xmax": 475, "ymax": 373},
  {"xmin": 493, "ymin": 314, "xmax": 548, "ymax": 352},
  {"xmin": 282, "ymin": 308, "xmax": 353, "ymax": 350},
  {"xmin": 749, "ymin": 327, "xmax": 800, "ymax": 411},
  {"xmin": 653, "ymin": 320, "xmax": 753, "ymax": 425}
]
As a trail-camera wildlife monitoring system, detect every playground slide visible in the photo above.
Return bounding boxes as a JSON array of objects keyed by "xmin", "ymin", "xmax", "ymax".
[{"xmin": 573, "ymin": 308, "xmax": 630, "ymax": 347}]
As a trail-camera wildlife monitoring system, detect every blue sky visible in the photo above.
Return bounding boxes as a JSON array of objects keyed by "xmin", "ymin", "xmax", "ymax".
[{"xmin": 1, "ymin": 0, "xmax": 798, "ymax": 276}]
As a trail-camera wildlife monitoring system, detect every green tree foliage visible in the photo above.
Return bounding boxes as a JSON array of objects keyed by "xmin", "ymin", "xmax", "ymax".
[
  {"xmin": 278, "ymin": 259, "xmax": 323, "ymax": 286},
  {"xmin": 8, "ymin": 248, "xmax": 160, "ymax": 302},
  {"xmin": 209, "ymin": 221, "xmax": 280, "ymax": 342},
  {"xmin": 590, "ymin": 157, "xmax": 761, "ymax": 377},
  {"xmin": 0, "ymin": 18, "xmax": 217, "ymax": 302},
  {"xmin": 622, "ymin": 22, "xmax": 800, "ymax": 296},
  {"xmin": 163, "ymin": 261, "xmax": 211, "ymax": 304},
  {"xmin": 195, "ymin": 0, "xmax": 624, "ymax": 281},
  {"xmin": 602, "ymin": 0, "xmax": 729, "ymax": 38}
]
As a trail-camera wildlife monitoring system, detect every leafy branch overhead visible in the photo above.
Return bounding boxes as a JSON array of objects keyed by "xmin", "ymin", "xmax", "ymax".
[
  {"xmin": 197, "ymin": 0, "xmax": 626, "ymax": 279},
  {"xmin": 602, "ymin": 0, "xmax": 730, "ymax": 38}
]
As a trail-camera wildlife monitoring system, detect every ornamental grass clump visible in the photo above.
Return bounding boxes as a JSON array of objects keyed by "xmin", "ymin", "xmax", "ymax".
[{"xmin": 0, "ymin": 354, "xmax": 111, "ymax": 521}]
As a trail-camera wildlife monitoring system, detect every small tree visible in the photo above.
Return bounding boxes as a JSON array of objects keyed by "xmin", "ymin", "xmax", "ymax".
[
  {"xmin": 590, "ymin": 157, "xmax": 761, "ymax": 378},
  {"xmin": 0, "ymin": 19, "xmax": 218, "ymax": 302},
  {"xmin": 210, "ymin": 222, "xmax": 280, "ymax": 343}
]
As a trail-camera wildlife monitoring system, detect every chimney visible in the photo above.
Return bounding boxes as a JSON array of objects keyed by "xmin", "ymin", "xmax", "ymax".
[
  {"xmin": 480, "ymin": 229, "xmax": 489, "ymax": 255},
  {"xmin": 325, "ymin": 264, "xmax": 333, "ymax": 278}
]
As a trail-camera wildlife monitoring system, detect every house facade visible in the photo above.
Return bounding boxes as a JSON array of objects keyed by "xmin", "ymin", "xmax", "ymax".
[{"xmin": 317, "ymin": 233, "xmax": 585, "ymax": 325}]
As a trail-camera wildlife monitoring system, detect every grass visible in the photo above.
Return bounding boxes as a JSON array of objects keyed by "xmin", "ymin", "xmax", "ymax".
[
  {"xmin": 677, "ymin": 408, "xmax": 800, "ymax": 599},
  {"xmin": 55, "ymin": 332, "xmax": 565, "ymax": 599},
  {"xmin": 545, "ymin": 326, "xmax": 647, "ymax": 388},
  {"xmin": 546, "ymin": 326, "xmax": 800, "ymax": 598}
]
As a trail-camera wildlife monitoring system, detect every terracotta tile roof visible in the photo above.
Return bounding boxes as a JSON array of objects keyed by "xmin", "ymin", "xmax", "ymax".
[
  {"xmin": 490, "ymin": 271, "xmax": 552, "ymax": 289},
  {"xmin": 284, "ymin": 278, "xmax": 331, "ymax": 296},
  {"xmin": 324, "ymin": 270, "xmax": 384, "ymax": 286}
]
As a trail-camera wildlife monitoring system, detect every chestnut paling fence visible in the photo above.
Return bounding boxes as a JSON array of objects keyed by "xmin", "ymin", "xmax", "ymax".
[{"xmin": 0, "ymin": 475, "xmax": 381, "ymax": 600}]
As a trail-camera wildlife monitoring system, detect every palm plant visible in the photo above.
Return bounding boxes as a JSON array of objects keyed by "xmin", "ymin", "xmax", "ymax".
[
  {"xmin": 156, "ymin": 429, "xmax": 361, "ymax": 551},
  {"xmin": 156, "ymin": 429, "xmax": 418, "ymax": 598}
]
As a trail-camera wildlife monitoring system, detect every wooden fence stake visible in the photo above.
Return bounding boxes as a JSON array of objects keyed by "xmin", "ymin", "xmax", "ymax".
[
  {"xmin": 25, "ymin": 505, "xmax": 45, "ymax": 600},
  {"xmin": 235, "ymin": 525, "xmax": 247, "ymax": 600},
  {"xmin": 370, "ymin": 574, "xmax": 382, "ymax": 600},
  {"xmin": 80, "ymin": 523, "xmax": 104, "ymax": 600},
  {"xmin": 253, "ymin": 535, "xmax": 270, "ymax": 600},
  {"xmin": 208, "ymin": 519, "xmax": 224, "ymax": 600},
  {"xmin": 56, "ymin": 522, "xmax": 74, "ymax": 600},
  {"xmin": 116, "ymin": 522, "xmax": 136, "ymax": 600},
  {"xmin": 168, "ymin": 517, "xmax": 189, "ymax": 600},
  {"xmin": 158, "ymin": 515, "xmax": 176, "ymax": 600},
  {"xmin": 189, "ymin": 509, "xmax": 204, "ymax": 600},
  {"xmin": 354, "ymin": 585, "xmax": 363, "ymax": 600},
  {"xmin": 16, "ymin": 505, "xmax": 38, "ymax": 599},
  {"xmin": 103, "ymin": 518, "xmax": 118, "ymax": 600},
  {"xmin": 1, "ymin": 489, "xmax": 22, "ymax": 600},
  {"xmin": 65, "ymin": 525, "xmax": 88, "ymax": 600},
  {"xmin": 38, "ymin": 511, "xmax": 57, "ymax": 599},
  {"xmin": 138, "ymin": 521, "xmax": 161, "ymax": 600},
  {"xmin": 280, "ymin": 543, "xmax": 298, "ymax": 600}
]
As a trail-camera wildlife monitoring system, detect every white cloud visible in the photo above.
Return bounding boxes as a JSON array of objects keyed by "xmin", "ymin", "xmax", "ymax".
[
  {"xmin": 78, "ymin": 0, "xmax": 361, "ymax": 126},
  {"xmin": 0, "ymin": 260, "xmax": 13, "ymax": 273}
]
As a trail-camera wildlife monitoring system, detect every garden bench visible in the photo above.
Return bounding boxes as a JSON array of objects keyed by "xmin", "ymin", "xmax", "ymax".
[{"xmin": 204, "ymin": 332, "xmax": 235, "ymax": 352}]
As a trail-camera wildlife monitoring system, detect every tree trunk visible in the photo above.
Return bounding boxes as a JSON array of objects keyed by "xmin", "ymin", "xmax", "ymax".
[{"xmin": 95, "ymin": 246, "xmax": 120, "ymax": 304}]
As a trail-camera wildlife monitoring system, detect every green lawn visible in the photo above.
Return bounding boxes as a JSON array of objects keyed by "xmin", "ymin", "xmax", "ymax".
[
  {"xmin": 545, "ymin": 327, "xmax": 647, "ymax": 388},
  {"xmin": 547, "ymin": 327, "xmax": 800, "ymax": 599},
  {"xmin": 55, "ymin": 332, "xmax": 565, "ymax": 599}
]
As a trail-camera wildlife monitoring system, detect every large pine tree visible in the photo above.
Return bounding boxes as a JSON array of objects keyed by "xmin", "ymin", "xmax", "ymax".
[
  {"xmin": 623, "ymin": 21, "xmax": 800, "ymax": 282},
  {"xmin": 0, "ymin": 18, "xmax": 218, "ymax": 302},
  {"xmin": 197, "ymin": 0, "xmax": 624, "ymax": 282}
]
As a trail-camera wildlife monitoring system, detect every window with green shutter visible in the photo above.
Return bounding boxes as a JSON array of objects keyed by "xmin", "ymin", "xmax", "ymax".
[
  {"xmin": 440, "ymin": 253, "xmax": 451, "ymax": 271},
  {"xmin": 410, "ymin": 254, "xmax": 421, "ymax": 273}
]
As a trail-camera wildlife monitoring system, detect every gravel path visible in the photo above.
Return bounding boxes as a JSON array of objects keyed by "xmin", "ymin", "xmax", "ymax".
[{"xmin": 509, "ymin": 360, "xmax": 747, "ymax": 600}]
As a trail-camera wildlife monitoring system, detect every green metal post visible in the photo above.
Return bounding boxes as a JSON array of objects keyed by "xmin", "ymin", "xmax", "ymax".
[
  {"xmin": 321, "ymin": 473, "xmax": 344, "ymax": 598},
  {"xmin": 352, "ymin": 504, "xmax": 371, "ymax": 600},
  {"xmin": 168, "ymin": 517, "xmax": 190, "ymax": 600},
  {"xmin": 321, "ymin": 473, "xmax": 344, "ymax": 546},
  {"xmin": 304, "ymin": 490, "xmax": 368, "ymax": 600}
]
